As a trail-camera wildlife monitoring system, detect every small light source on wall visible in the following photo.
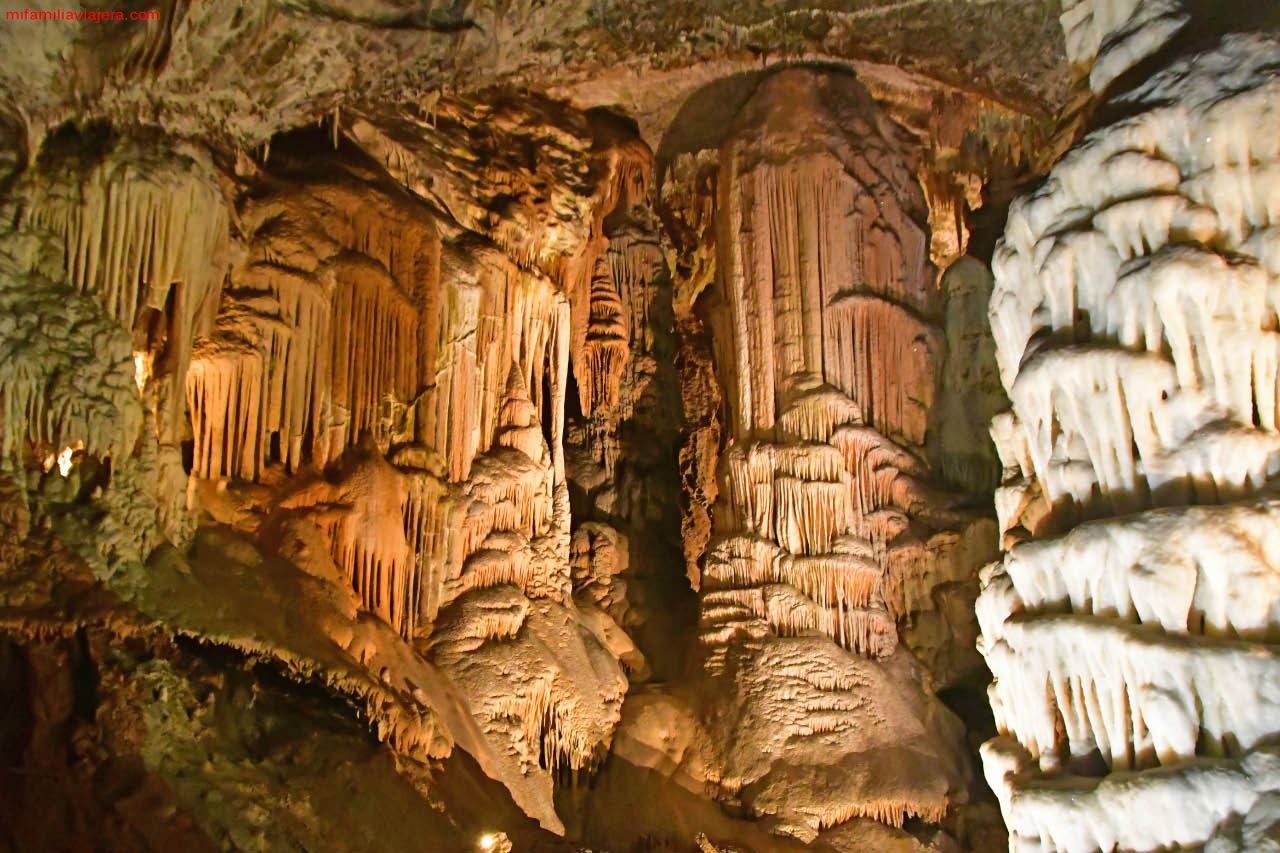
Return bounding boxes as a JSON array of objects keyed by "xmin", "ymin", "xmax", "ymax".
[
  {"xmin": 478, "ymin": 832, "xmax": 511, "ymax": 852},
  {"xmin": 56, "ymin": 446, "xmax": 74, "ymax": 477},
  {"xmin": 133, "ymin": 351, "xmax": 152, "ymax": 394},
  {"xmin": 43, "ymin": 444, "xmax": 82, "ymax": 477}
]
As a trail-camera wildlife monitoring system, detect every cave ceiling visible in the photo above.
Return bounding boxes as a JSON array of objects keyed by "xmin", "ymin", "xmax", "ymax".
[{"xmin": 1, "ymin": 0, "xmax": 1070, "ymax": 157}]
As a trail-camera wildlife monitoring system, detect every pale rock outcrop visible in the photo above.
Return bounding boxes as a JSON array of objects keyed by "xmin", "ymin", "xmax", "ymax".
[{"xmin": 979, "ymin": 5, "xmax": 1280, "ymax": 850}]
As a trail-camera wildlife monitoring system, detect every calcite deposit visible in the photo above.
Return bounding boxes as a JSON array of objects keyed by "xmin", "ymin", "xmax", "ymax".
[
  {"xmin": 978, "ymin": 2, "xmax": 1280, "ymax": 852},
  {"xmin": 0, "ymin": 1, "xmax": 1274, "ymax": 851}
]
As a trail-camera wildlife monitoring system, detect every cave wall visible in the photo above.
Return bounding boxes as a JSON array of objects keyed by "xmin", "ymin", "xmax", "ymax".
[
  {"xmin": 0, "ymin": 73, "xmax": 1009, "ymax": 848},
  {"xmin": 0, "ymin": 3, "xmax": 1274, "ymax": 851}
]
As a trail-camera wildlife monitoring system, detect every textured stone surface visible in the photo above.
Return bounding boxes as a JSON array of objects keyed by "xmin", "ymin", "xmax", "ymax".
[
  {"xmin": 979, "ymin": 4, "xmax": 1280, "ymax": 851},
  {"xmin": 0, "ymin": 1, "xmax": 1273, "ymax": 851}
]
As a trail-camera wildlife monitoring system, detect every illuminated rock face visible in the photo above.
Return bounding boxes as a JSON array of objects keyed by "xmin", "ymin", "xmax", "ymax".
[
  {"xmin": 686, "ymin": 68, "xmax": 996, "ymax": 843},
  {"xmin": 14, "ymin": 4, "xmax": 1276, "ymax": 848},
  {"xmin": 0, "ymin": 59, "xmax": 1016, "ymax": 845},
  {"xmin": 979, "ymin": 4, "xmax": 1280, "ymax": 850},
  {"xmin": 0, "ymin": 109, "xmax": 641, "ymax": 839}
]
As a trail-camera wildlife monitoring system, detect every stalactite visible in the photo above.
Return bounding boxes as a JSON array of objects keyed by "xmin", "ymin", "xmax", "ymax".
[
  {"xmin": 606, "ymin": 228, "xmax": 663, "ymax": 360},
  {"xmin": 814, "ymin": 798, "xmax": 949, "ymax": 831},
  {"xmin": 703, "ymin": 535, "xmax": 883, "ymax": 612},
  {"xmin": 772, "ymin": 476, "xmax": 849, "ymax": 555},
  {"xmin": 27, "ymin": 150, "xmax": 226, "ymax": 337},
  {"xmin": 455, "ymin": 538, "xmax": 538, "ymax": 599},
  {"xmin": 560, "ymin": 123, "xmax": 653, "ymax": 425},
  {"xmin": 824, "ymin": 294, "xmax": 943, "ymax": 447},
  {"xmin": 254, "ymin": 268, "xmax": 333, "ymax": 472},
  {"xmin": 188, "ymin": 170, "xmax": 437, "ymax": 480},
  {"xmin": 983, "ymin": 609, "xmax": 1280, "ymax": 775},
  {"xmin": 25, "ymin": 146, "xmax": 229, "ymax": 444},
  {"xmin": 401, "ymin": 469, "xmax": 460, "ymax": 629},
  {"xmin": 578, "ymin": 253, "xmax": 629, "ymax": 415},
  {"xmin": 831, "ymin": 426, "xmax": 910, "ymax": 518},
  {"xmin": 774, "ymin": 376, "xmax": 864, "ymax": 444},
  {"xmin": 186, "ymin": 275, "xmax": 335, "ymax": 482},
  {"xmin": 186, "ymin": 336, "xmax": 265, "ymax": 481},
  {"xmin": 704, "ymin": 437, "xmax": 899, "ymax": 656},
  {"xmin": 327, "ymin": 257, "xmax": 420, "ymax": 455},
  {"xmin": 716, "ymin": 70, "xmax": 936, "ymax": 441},
  {"xmin": 467, "ymin": 452, "xmax": 553, "ymax": 541},
  {"xmin": 419, "ymin": 354, "xmax": 562, "ymax": 608},
  {"xmin": 419, "ymin": 245, "xmax": 564, "ymax": 484},
  {"xmin": 281, "ymin": 440, "xmax": 416, "ymax": 636},
  {"xmin": 918, "ymin": 168, "xmax": 979, "ymax": 270},
  {"xmin": 461, "ymin": 499, "xmax": 496, "ymax": 558}
]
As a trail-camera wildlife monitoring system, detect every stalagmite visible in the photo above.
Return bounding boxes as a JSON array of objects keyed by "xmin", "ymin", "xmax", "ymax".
[{"xmin": 430, "ymin": 587, "xmax": 628, "ymax": 835}]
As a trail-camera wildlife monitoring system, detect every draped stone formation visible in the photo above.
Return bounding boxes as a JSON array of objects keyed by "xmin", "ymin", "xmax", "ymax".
[
  {"xmin": 979, "ymin": 4, "xmax": 1280, "ymax": 850},
  {"xmin": 0, "ymin": 106, "xmax": 635, "ymax": 838},
  {"xmin": 186, "ymin": 122, "xmax": 641, "ymax": 832},
  {"xmin": 690, "ymin": 68, "xmax": 995, "ymax": 843}
]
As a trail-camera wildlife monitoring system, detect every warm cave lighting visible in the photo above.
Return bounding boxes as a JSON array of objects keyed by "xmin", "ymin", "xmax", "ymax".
[
  {"xmin": 56, "ymin": 447, "xmax": 74, "ymax": 477},
  {"xmin": 41, "ymin": 444, "xmax": 81, "ymax": 477},
  {"xmin": 477, "ymin": 832, "xmax": 500, "ymax": 851},
  {"xmin": 133, "ymin": 350, "xmax": 152, "ymax": 394}
]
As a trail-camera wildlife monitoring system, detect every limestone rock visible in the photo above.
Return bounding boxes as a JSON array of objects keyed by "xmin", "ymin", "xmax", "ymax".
[{"xmin": 978, "ymin": 6, "xmax": 1280, "ymax": 850}]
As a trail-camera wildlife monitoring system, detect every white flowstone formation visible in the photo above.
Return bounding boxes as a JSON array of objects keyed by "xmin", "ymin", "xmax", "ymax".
[{"xmin": 979, "ymin": 4, "xmax": 1280, "ymax": 850}]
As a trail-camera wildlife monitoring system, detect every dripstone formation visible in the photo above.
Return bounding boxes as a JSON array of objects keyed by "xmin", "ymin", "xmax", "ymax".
[
  {"xmin": 0, "ymin": 2, "xmax": 1274, "ymax": 851},
  {"xmin": 978, "ymin": 2, "xmax": 1280, "ymax": 851}
]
